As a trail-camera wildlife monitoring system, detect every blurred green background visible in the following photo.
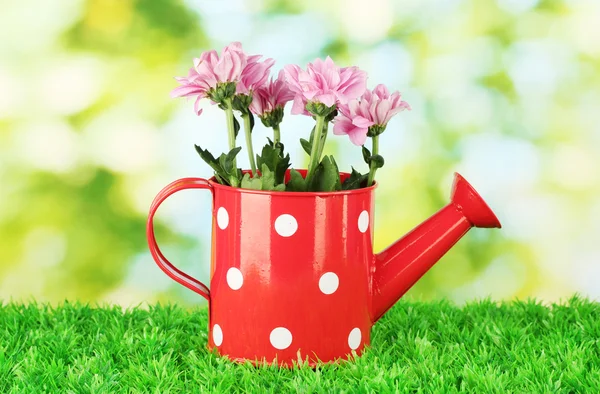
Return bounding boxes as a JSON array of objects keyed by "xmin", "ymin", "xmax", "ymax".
[{"xmin": 1, "ymin": 0, "xmax": 599, "ymax": 307}]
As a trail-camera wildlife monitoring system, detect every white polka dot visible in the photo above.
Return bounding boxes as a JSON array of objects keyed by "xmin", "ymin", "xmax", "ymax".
[
  {"xmin": 217, "ymin": 207, "xmax": 229, "ymax": 230},
  {"xmin": 269, "ymin": 327, "xmax": 293, "ymax": 350},
  {"xmin": 319, "ymin": 272, "xmax": 339, "ymax": 295},
  {"xmin": 348, "ymin": 327, "xmax": 361, "ymax": 350},
  {"xmin": 213, "ymin": 324, "xmax": 223, "ymax": 346},
  {"xmin": 358, "ymin": 210, "xmax": 369, "ymax": 233},
  {"xmin": 274, "ymin": 214, "xmax": 298, "ymax": 237},
  {"xmin": 226, "ymin": 267, "xmax": 243, "ymax": 290}
]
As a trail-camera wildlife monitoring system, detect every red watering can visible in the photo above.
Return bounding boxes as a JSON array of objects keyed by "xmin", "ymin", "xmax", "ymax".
[{"xmin": 147, "ymin": 170, "xmax": 501, "ymax": 367}]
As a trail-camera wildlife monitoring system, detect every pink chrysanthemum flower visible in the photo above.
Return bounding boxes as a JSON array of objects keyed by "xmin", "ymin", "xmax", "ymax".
[
  {"xmin": 171, "ymin": 42, "xmax": 274, "ymax": 116},
  {"xmin": 283, "ymin": 56, "xmax": 367, "ymax": 116},
  {"xmin": 170, "ymin": 42, "xmax": 248, "ymax": 115},
  {"xmin": 333, "ymin": 84, "xmax": 410, "ymax": 146},
  {"xmin": 236, "ymin": 55, "xmax": 275, "ymax": 96},
  {"xmin": 249, "ymin": 70, "xmax": 294, "ymax": 116}
]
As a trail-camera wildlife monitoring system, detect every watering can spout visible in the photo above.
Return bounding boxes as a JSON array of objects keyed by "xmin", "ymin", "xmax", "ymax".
[{"xmin": 370, "ymin": 173, "xmax": 501, "ymax": 322}]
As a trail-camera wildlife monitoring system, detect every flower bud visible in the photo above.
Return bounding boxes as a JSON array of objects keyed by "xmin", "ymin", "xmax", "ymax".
[
  {"xmin": 367, "ymin": 124, "xmax": 386, "ymax": 137},
  {"xmin": 370, "ymin": 154, "xmax": 385, "ymax": 169},
  {"xmin": 208, "ymin": 82, "xmax": 237, "ymax": 104},
  {"xmin": 260, "ymin": 106, "xmax": 284, "ymax": 128},
  {"xmin": 306, "ymin": 101, "xmax": 337, "ymax": 118},
  {"xmin": 232, "ymin": 94, "xmax": 253, "ymax": 114}
]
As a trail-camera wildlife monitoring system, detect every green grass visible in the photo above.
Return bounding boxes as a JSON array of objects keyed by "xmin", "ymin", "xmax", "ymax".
[{"xmin": 1, "ymin": 297, "xmax": 599, "ymax": 393}]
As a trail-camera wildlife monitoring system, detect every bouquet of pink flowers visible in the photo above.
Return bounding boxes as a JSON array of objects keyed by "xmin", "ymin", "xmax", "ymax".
[{"xmin": 171, "ymin": 42, "xmax": 410, "ymax": 192}]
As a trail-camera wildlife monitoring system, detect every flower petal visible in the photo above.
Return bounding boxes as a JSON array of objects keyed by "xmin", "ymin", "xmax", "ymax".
[
  {"xmin": 194, "ymin": 95, "xmax": 203, "ymax": 116},
  {"xmin": 347, "ymin": 99, "xmax": 361, "ymax": 116},
  {"xmin": 347, "ymin": 126, "xmax": 368, "ymax": 146},
  {"xmin": 194, "ymin": 50, "xmax": 218, "ymax": 69},
  {"xmin": 170, "ymin": 85, "xmax": 203, "ymax": 98},
  {"xmin": 352, "ymin": 115, "xmax": 375, "ymax": 129},
  {"xmin": 249, "ymin": 91, "xmax": 265, "ymax": 115},
  {"xmin": 240, "ymin": 58, "xmax": 275, "ymax": 92},
  {"xmin": 375, "ymin": 99, "xmax": 392, "ymax": 125},
  {"xmin": 283, "ymin": 64, "xmax": 303, "ymax": 92},
  {"xmin": 302, "ymin": 89, "xmax": 319, "ymax": 100},
  {"xmin": 332, "ymin": 116, "xmax": 354, "ymax": 136},
  {"xmin": 337, "ymin": 67, "xmax": 368, "ymax": 103},
  {"xmin": 337, "ymin": 102, "xmax": 351, "ymax": 117},
  {"xmin": 236, "ymin": 80, "xmax": 249, "ymax": 95},
  {"xmin": 229, "ymin": 50, "xmax": 246, "ymax": 81},
  {"xmin": 247, "ymin": 54, "xmax": 263, "ymax": 63},
  {"xmin": 373, "ymin": 84, "xmax": 390, "ymax": 100},
  {"xmin": 224, "ymin": 41, "xmax": 243, "ymax": 56},
  {"xmin": 315, "ymin": 92, "xmax": 336, "ymax": 107},
  {"xmin": 291, "ymin": 95, "xmax": 308, "ymax": 115}
]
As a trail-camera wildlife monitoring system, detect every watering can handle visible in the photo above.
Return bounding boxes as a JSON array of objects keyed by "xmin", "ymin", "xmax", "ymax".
[{"xmin": 146, "ymin": 177, "xmax": 212, "ymax": 302}]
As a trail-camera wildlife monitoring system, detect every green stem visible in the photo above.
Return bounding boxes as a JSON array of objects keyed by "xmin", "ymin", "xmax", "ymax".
[
  {"xmin": 242, "ymin": 114, "xmax": 257, "ymax": 175},
  {"xmin": 367, "ymin": 135, "xmax": 379, "ymax": 187},
  {"xmin": 224, "ymin": 99, "xmax": 236, "ymax": 163},
  {"xmin": 273, "ymin": 125, "xmax": 281, "ymax": 145},
  {"xmin": 304, "ymin": 115, "xmax": 326, "ymax": 185},
  {"xmin": 316, "ymin": 122, "xmax": 329, "ymax": 159},
  {"xmin": 224, "ymin": 99, "xmax": 239, "ymax": 187}
]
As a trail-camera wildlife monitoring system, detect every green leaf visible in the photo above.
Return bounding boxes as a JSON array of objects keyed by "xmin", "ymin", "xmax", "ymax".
[
  {"xmin": 276, "ymin": 154, "xmax": 291, "ymax": 184},
  {"xmin": 257, "ymin": 144, "xmax": 279, "ymax": 172},
  {"xmin": 249, "ymin": 112, "xmax": 255, "ymax": 131},
  {"xmin": 308, "ymin": 162, "xmax": 323, "ymax": 191},
  {"xmin": 309, "ymin": 126, "xmax": 316, "ymax": 145},
  {"xmin": 276, "ymin": 141, "xmax": 285, "ymax": 156},
  {"xmin": 286, "ymin": 169, "xmax": 308, "ymax": 192},
  {"xmin": 321, "ymin": 155, "xmax": 342, "ymax": 192},
  {"xmin": 218, "ymin": 153, "xmax": 229, "ymax": 173},
  {"xmin": 362, "ymin": 145, "xmax": 372, "ymax": 165},
  {"xmin": 259, "ymin": 164, "xmax": 278, "ymax": 190},
  {"xmin": 195, "ymin": 145, "xmax": 241, "ymax": 187},
  {"xmin": 330, "ymin": 156, "xmax": 343, "ymax": 191},
  {"xmin": 194, "ymin": 144, "xmax": 229, "ymax": 184},
  {"xmin": 225, "ymin": 147, "xmax": 243, "ymax": 187},
  {"xmin": 241, "ymin": 172, "xmax": 262, "ymax": 190},
  {"xmin": 256, "ymin": 143, "xmax": 290, "ymax": 185},
  {"xmin": 342, "ymin": 167, "xmax": 369, "ymax": 190},
  {"xmin": 214, "ymin": 173, "xmax": 226, "ymax": 185},
  {"xmin": 225, "ymin": 147, "xmax": 242, "ymax": 171},
  {"xmin": 240, "ymin": 161, "xmax": 288, "ymax": 191},
  {"xmin": 218, "ymin": 147, "xmax": 241, "ymax": 176},
  {"xmin": 300, "ymin": 139, "xmax": 312, "ymax": 156},
  {"xmin": 194, "ymin": 144, "xmax": 217, "ymax": 168},
  {"xmin": 268, "ymin": 137, "xmax": 285, "ymax": 156},
  {"xmin": 308, "ymin": 155, "xmax": 341, "ymax": 192},
  {"xmin": 243, "ymin": 164, "xmax": 286, "ymax": 191},
  {"xmin": 233, "ymin": 115, "xmax": 240, "ymax": 138}
]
